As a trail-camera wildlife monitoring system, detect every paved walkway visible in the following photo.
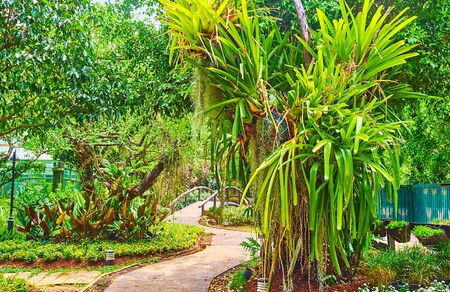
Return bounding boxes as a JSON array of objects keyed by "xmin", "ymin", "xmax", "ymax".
[{"xmin": 105, "ymin": 201, "xmax": 252, "ymax": 292}]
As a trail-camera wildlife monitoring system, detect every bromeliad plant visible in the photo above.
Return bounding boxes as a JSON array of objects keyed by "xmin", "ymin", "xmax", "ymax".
[{"xmin": 162, "ymin": 0, "xmax": 422, "ymax": 287}]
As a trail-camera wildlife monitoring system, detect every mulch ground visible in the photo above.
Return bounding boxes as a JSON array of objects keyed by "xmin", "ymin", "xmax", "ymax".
[
  {"xmin": 209, "ymin": 264, "xmax": 245, "ymax": 291},
  {"xmin": 210, "ymin": 264, "xmax": 368, "ymax": 292}
]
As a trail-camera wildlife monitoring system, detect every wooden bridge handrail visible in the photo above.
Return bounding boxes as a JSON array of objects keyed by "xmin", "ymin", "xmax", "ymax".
[
  {"xmin": 169, "ymin": 186, "xmax": 214, "ymax": 211},
  {"xmin": 198, "ymin": 186, "xmax": 245, "ymax": 215},
  {"xmin": 198, "ymin": 191, "xmax": 219, "ymax": 209}
]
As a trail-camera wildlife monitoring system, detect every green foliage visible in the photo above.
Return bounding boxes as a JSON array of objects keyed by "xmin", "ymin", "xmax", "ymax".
[
  {"xmin": 386, "ymin": 221, "xmax": 409, "ymax": 230},
  {"xmin": 258, "ymin": 0, "xmax": 450, "ymax": 184},
  {"xmin": 163, "ymin": 0, "xmax": 422, "ymax": 282},
  {"xmin": 0, "ymin": 0, "xmax": 103, "ymax": 139},
  {"xmin": 0, "ymin": 223, "xmax": 203, "ymax": 264},
  {"xmin": 432, "ymin": 218, "xmax": 450, "ymax": 225},
  {"xmin": 0, "ymin": 276, "xmax": 37, "ymax": 292},
  {"xmin": 255, "ymin": 0, "xmax": 341, "ymax": 31},
  {"xmin": 358, "ymin": 281, "xmax": 450, "ymax": 292},
  {"xmin": 0, "ymin": 200, "xmax": 25, "ymax": 241},
  {"xmin": 241, "ymin": 237, "xmax": 261, "ymax": 266},
  {"xmin": 0, "ymin": 161, "xmax": 45, "ymax": 189},
  {"xmin": 373, "ymin": 219, "xmax": 384, "ymax": 228},
  {"xmin": 390, "ymin": 0, "xmax": 450, "ymax": 184},
  {"xmin": 228, "ymin": 269, "xmax": 248, "ymax": 291},
  {"xmin": 361, "ymin": 245, "xmax": 449, "ymax": 286},
  {"xmin": 204, "ymin": 206, "xmax": 221, "ymax": 223},
  {"xmin": 223, "ymin": 207, "xmax": 254, "ymax": 226},
  {"xmin": 412, "ymin": 226, "xmax": 445, "ymax": 237}
]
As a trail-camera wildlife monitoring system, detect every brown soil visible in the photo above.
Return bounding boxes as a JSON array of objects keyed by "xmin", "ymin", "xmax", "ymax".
[
  {"xmin": 211, "ymin": 264, "xmax": 368, "ymax": 292},
  {"xmin": 0, "ymin": 234, "xmax": 212, "ymax": 271},
  {"xmin": 84, "ymin": 233, "xmax": 212, "ymax": 292},
  {"xmin": 209, "ymin": 264, "xmax": 245, "ymax": 291},
  {"xmin": 246, "ymin": 274, "xmax": 368, "ymax": 292}
]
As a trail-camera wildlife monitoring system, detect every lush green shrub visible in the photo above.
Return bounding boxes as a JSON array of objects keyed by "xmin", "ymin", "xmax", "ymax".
[
  {"xmin": 412, "ymin": 226, "xmax": 445, "ymax": 237},
  {"xmin": 223, "ymin": 207, "xmax": 253, "ymax": 226},
  {"xmin": 432, "ymin": 218, "xmax": 450, "ymax": 225},
  {"xmin": 386, "ymin": 221, "xmax": 409, "ymax": 230},
  {"xmin": 241, "ymin": 237, "xmax": 261, "ymax": 267},
  {"xmin": 361, "ymin": 245, "xmax": 449, "ymax": 286},
  {"xmin": 358, "ymin": 281, "xmax": 450, "ymax": 292},
  {"xmin": 0, "ymin": 223, "xmax": 203, "ymax": 264},
  {"xmin": 373, "ymin": 219, "xmax": 384, "ymax": 228},
  {"xmin": 228, "ymin": 269, "xmax": 247, "ymax": 291},
  {"xmin": 0, "ymin": 201, "xmax": 25, "ymax": 241},
  {"xmin": 204, "ymin": 206, "xmax": 221, "ymax": 222},
  {"xmin": 0, "ymin": 276, "xmax": 38, "ymax": 292}
]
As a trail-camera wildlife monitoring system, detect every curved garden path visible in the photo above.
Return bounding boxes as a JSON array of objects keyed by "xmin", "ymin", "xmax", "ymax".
[{"xmin": 105, "ymin": 201, "xmax": 251, "ymax": 292}]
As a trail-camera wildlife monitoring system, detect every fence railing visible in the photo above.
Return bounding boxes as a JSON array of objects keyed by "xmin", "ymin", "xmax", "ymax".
[
  {"xmin": 378, "ymin": 183, "xmax": 450, "ymax": 224},
  {"xmin": 198, "ymin": 186, "xmax": 245, "ymax": 215},
  {"xmin": 169, "ymin": 186, "xmax": 215, "ymax": 213}
]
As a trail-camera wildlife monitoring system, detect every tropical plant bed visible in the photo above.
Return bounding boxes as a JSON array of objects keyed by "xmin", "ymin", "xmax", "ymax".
[
  {"xmin": 210, "ymin": 265, "xmax": 368, "ymax": 292},
  {"xmin": 245, "ymin": 273, "xmax": 368, "ymax": 292},
  {"xmin": 198, "ymin": 217, "xmax": 255, "ymax": 233},
  {"xmin": 0, "ymin": 223, "xmax": 204, "ymax": 268}
]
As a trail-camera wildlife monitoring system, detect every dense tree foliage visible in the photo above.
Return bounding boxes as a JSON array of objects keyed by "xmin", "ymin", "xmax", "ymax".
[
  {"xmin": 1, "ymin": 0, "xmax": 196, "ymax": 240},
  {"xmin": 1, "ymin": 0, "xmax": 193, "ymax": 186},
  {"xmin": 162, "ymin": 0, "xmax": 420, "ymax": 288},
  {"xmin": 393, "ymin": 0, "xmax": 450, "ymax": 183},
  {"xmin": 259, "ymin": 0, "xmax": 450, "ymax": 183}
]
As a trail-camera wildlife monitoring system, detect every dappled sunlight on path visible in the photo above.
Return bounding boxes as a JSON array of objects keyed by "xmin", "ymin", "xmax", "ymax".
[{"xmin": 105, "ymin": 201, "xmax": 252, "ymax": 292}]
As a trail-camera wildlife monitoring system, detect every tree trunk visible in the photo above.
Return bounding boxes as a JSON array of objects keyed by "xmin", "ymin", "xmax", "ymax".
[
  {"xmin": 192, "ymin": 64, "xmax": 225, "ymax": 220},
  {"xmin": 293, "ymin": 0, "xmax": 312, "ymax": 68},
  {"xmin": 126, "ymin": 155, "xmax": 169, "ymax": 199}
]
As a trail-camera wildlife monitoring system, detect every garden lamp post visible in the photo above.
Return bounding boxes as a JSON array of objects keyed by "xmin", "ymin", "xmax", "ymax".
[{"xmin": 7, "ymin": 150, "xmax": 16, "ymax": 232}]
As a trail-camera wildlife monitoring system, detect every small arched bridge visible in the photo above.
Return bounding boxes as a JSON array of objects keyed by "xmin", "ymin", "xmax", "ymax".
[{"xmin": 168, "ymin": 186, "xmax": 250, "ymax": 216}]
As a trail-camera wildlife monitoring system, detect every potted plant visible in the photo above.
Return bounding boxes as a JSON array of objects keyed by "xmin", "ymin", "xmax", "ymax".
[
  {"xmin": 372, "ymin": 219, "xmax": 387, "ymax": 237},
  {"xmin": 386, "ymin": 221, "xmax": 410, "ymax": 243},
  {"xmin": 412, "ymin": 225, "xmax": 448, "ymax": 247}
]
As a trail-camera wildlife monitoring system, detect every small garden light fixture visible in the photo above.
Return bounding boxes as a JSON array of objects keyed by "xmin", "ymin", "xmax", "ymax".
[{"xmin": 105, "ymin": 249, "xmax": 115, "ymax": 265}]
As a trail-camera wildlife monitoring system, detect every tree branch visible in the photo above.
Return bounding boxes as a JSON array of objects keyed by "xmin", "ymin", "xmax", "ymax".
[
  {"xmin": 126, "ymin": 155, "xmax": 170, "ymax": 200},
  {"xmin": 293, "ymin": 0, "xmax": 312, "ymax": 68}
]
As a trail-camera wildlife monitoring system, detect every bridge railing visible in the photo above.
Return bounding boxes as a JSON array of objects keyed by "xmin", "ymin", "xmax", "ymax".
[
  {"xmin": 198, "ymin": 186, "xmax": 246, "ymax": 215},
  {"xmin": 169, "ymin": 186, "xmax": 215, "ymax": 213}
]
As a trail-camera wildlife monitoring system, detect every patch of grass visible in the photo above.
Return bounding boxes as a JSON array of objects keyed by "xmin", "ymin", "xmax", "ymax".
[
  {"xmin": 386, "ymin": 220, "xmax": 408, "ymax": 230},
  {"xmin": 361, "ymin": 244, "xmax": 449, "ymax": 287},
  {"xmin": 358, "ymin": 280, "xmax": 450, "ymax": 291},
  {"xmin": 412, "ymin": 225, "xmax": 445, "ymax": 237},
  {"xmin": 223, "ymin": 207, "xmax": 254, "ymax": 226},
  {"xmin": 0, "ymin": 276, "xmax": 40, "ymax": 292},
  {"xmin": 432, "ymin": 218, "xmax": 450, "ymax": 225},
  {"xmin": 0, "ymin": 223, "xmax": 203, "ymax": 264},
  {"xmin": 228, "ymin": 268, "xmax": 247, "ymax": 292}
]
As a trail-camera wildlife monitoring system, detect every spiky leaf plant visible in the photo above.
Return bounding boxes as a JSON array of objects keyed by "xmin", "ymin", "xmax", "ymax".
[{"xmin": 161, "ymin": 0, "xmax": 420, "ymax": 288}]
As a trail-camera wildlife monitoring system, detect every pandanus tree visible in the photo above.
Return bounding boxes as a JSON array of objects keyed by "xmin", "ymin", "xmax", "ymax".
[{"xmin": 161, "ymin": 0, "xmax": 420, "ymax": 288}]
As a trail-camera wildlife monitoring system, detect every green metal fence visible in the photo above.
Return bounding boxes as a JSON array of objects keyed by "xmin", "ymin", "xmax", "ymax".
[
  {"xmin": 377, "ymin": 183, "xmax": 450, "ymax": 224},
  {"xmin": 0, "ymin": 161, "xmax": 80, "ymax": 198}
]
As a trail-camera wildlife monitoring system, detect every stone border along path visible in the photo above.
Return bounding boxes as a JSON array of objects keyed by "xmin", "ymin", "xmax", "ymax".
[{"xmin": 105, "ymin": 201, "xmax": 253, "ymax": 292}]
